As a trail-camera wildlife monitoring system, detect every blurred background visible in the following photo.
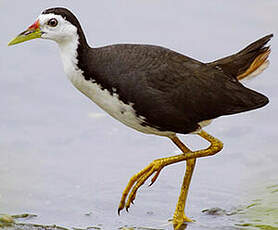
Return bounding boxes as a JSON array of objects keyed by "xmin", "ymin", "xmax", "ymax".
[{"xmin": 0, "ymin": 0, "xmax": 277, "ymax": 229}]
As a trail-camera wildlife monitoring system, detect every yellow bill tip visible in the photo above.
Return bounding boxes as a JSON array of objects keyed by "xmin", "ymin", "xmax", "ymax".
[
  {"xmin": 8, "ymin": 38, "xmax": 19, "ymax": 46},
  {"xmin": 8, "ymin": 29, "xmax": 42, "ymax": 46}
]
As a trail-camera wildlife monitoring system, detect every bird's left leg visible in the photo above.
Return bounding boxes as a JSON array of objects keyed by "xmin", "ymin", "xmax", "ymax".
[
  {"xmin": 171, "ymin": 130, "xmax": 223, "ymax": 229},
  {"xmin": 170, "ymin": 136, "xmax": 196, "ymax": 226}
]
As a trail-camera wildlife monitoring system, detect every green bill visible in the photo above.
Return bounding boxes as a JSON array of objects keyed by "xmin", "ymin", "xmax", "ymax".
[{"xmin": 8, "ymin": 29, "xmax": 42, "ymax": 46}]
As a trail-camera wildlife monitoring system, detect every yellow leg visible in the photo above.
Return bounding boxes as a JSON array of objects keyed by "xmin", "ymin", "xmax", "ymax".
[
  {"xmin": 117, "ymin": 130, "xmax": 223, "ymax": 219},
  {"xmin": 172, "ymin": 159, "xmax": 196, "ymax": 229},
  {"xmin": 171, "ymin": 136, "xmax": 196, "ymax": 226},
  {"xmin": 172, "ymin": 130, "xmax": 223, "ymax": 229},
  {"xmin": 118, "ymin": 138, "xmax": 191, "ymax": 213}
]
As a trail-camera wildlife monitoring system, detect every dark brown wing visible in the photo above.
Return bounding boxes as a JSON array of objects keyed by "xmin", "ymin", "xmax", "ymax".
[{"xmin": 83, "ymin": 44, "xmax": 268, "ymax": 134}]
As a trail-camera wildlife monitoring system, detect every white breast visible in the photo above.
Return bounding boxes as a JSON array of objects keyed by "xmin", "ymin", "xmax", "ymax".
[{"xmin": 57, "ymin": 36, "xmax": 176, "ymax": 137}]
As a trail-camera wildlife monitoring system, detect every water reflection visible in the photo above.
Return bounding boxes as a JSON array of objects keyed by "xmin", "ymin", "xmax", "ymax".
[{"xmin": 236, "ymin": 183, "xmax": 278, "ymax": 229}]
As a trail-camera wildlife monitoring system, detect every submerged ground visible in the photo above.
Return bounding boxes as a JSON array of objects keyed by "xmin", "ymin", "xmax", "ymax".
[{"xmin": 1, "ymin": 0, "xmax": 278, "ymax": 229}]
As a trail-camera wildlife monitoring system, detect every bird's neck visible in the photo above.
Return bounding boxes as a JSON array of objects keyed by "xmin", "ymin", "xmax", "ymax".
[{"xmin": 57, "ymin": 32, "xmax": 89, "ymax": 81}]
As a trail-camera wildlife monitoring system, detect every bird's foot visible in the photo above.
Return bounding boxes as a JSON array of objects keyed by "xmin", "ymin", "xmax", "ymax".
[
  {"xmin": 117, "ymin": 151, "xmax": 197, "ymax": 214},
  {"xmin": 171, "ymin": 213, "xmax": 194, "ymax": 230},
  {"xmin": 118, "ymin": 158, "xmax": 169, "ymax": 214}
]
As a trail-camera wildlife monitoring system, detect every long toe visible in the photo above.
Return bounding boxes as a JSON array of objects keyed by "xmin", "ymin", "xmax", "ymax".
[
  {"xmin": 118, "ymin": 157, "xmax": 172, "ymax": 213},
  {"xmin": 172, "ymin": 214, "xmax": 194, "ymax": 230}
]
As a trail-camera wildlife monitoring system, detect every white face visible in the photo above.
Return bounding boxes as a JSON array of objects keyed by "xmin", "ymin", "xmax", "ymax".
[{"xmin": 38, "ymin": 13, "xmax": 77, "ymax": 43}]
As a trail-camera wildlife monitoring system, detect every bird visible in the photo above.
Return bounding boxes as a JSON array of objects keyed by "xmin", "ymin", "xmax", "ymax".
[{"xmin": 8, "ymin": 7, "xmax": 272, "ymax": 229}]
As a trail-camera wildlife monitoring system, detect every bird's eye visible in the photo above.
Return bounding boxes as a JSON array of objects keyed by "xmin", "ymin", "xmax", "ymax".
[{"xmin": 47, "ymin": 18, "xmax": 58, "ymax": 27}]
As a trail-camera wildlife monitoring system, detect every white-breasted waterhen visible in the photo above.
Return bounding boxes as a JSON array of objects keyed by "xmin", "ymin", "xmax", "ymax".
[{"xmin": 8, "ymin": 7, "xmax": 272, "ymax": 229}]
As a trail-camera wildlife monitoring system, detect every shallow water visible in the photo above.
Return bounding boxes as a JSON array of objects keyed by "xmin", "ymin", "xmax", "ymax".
[{"xmin": 1, "ymin": 0, "xmax": 278, "ymax": 230}]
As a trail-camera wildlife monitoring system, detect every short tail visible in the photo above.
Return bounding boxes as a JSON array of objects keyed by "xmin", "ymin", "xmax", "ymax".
[{"xmin": 208, "ymin": 34, "xmax": 273, "ymax": 81}]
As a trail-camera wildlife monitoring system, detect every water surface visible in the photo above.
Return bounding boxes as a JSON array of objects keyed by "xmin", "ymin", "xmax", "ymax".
[{"xmin": 1, "ymin": 1, "xmax": 277, "ymax": 229}]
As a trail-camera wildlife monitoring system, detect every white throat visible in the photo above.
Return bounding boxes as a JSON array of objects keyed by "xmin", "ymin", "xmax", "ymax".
[{"xmin": 57, "ymin": 33, "xmax": 81, "ymax": 80}]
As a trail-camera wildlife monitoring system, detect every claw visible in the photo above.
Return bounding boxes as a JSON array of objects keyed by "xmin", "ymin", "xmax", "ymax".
[
  {"xmin": 118, "ymin": 163, "xmax": 154, "ymax": 213},
  {"xmin": 149, "ymin": 168, "xmax": 161, "ymax": 186},
  {"xmin": 125, "ymin": 166, "xmax": 157, "ymax": 209},
  {"xmin": 130, "ymin": 193, "xmax": 136, "ymax": 205},
  {"xmin": 130, "ymin": 198, "xmax": 135, "ymax": 204},
  {"xmin": 118, "ymin": 201, "xmax": 125, "ymax": 215},
  {"xmin": 118, "ymin": 153, "xmax": 188, "ymax": 214}
]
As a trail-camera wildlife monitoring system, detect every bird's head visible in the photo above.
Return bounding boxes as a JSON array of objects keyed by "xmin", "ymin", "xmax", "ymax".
[{"xmin": 8, "ymin": 7, "xmax": 87, "ymax": 46}]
